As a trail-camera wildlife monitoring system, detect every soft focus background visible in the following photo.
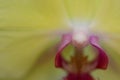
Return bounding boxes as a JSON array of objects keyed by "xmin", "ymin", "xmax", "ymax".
[{"xmin": 0, "ymin": 0, "xmax": 120, "ymax": 80}]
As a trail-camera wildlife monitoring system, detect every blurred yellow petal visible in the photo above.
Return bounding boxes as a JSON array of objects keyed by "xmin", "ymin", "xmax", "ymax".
[
  {"xmin": 102, "ymin": 38, "xmax": 120, "ymax": 68},
  {"xmin": 0, "ymin": 31, "xmax": 57, "ymax": 79},
  {"xmin": 25, "ymin": 59, "xmax": 65, "ymax": 80},
  {"xmin": 0, "ymin": 0, "xmax": 119, "ymax": 80},
  {"xmin": 92, "ymin": 68, "xmax": 120, "ymax": 80},
  {"xmin": 0, "ymin": 0, "xmax": 69, "ymax": 30},
  {"xmin": 64, "ymin": 0, "xmax": 120, "ymax": 33},
  {"xmin": 64, "ymin": 0, "xmax": 99, "ymax": 20},
  {"xmin": 94, "ymin": 0, "xmax": 120, "ymax": 33}
]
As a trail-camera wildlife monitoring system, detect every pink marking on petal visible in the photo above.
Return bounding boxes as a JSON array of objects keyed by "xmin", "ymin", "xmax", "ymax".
[
  {"xmin": 89, "ymin": 35, "xmax": 109, "ymax": 69},
  {"xmin": 64, "ymin": 73, "xmax": 94, "ymax": 80},
  {"xmin": 80, "ymin": 74, "xmax": 94, "ymax": 80},
  {"xmin": 55, "ymin": 33, "xmax": 72, "ymax": 68}
]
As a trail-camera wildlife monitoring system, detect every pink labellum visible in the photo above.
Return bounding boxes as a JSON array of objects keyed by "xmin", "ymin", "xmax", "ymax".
[
  {"xmin": 89, "ymin": 35, "xmax": 109, "ymax": 69},
  {"xmin": 55, "ymin": 33, "xmax": 109, "ymax": 80},
  {"xmin": 64, "ymin": 73, "xmax": 94, "ymax": 80},
  {"xmin": 55, "ymin": 33, "xmax": 72, "ymax": 68}
]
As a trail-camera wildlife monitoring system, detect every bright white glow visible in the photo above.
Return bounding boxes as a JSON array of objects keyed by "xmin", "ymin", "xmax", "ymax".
[
  {"xmin": 68, "ymin": 19, "xmax": 97, "ymax": 48},
  {"xmin": 72, "ymin": 31, "xmax": 88, "ymax": 48},
  {"xmin": 68, "ymin": 19, "xmax": 97, "ymax": 30},
  {"xmin": 73, "ymin": 33, "xmax": 87, "ymax": 43}
]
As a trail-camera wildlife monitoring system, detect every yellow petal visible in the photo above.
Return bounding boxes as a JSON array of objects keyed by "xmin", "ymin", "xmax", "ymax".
[
  {"xmin": 25, "ymin": 59, "xmax": 65, "ymax": 80},
  {"xmin": 64, "ymin": 0, "xmax": 100, "ymax": 20},
  {"xmin": 93, "ymin": 68, "xmax": 120, "ymax": 80},
  {"xmin": 0, "ymin": 30, "xmax": 57, "ymax": 79},
  {"xmin": 94, "ymin": 0, "xmax": 120, "ymax": 33},
  {"xmin": 0, "ymin": 0, "xmax": 69, "ymax": 79},
  {"xmin": 0, "ymin": 0, "xmax": 69, "ymax": 31},
  {"xmin": 64, "ymin": 0, "xmax": 120, "ymax": 33}
]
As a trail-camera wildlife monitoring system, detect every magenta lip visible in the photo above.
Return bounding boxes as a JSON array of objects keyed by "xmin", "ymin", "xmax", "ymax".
[
  {"xmin": 55, "ymin": 33, "xmax": 72, "ymax": 68},
  {"xmin": 89, "ymin": 35, "xmax": 109, "ymax": 69}
]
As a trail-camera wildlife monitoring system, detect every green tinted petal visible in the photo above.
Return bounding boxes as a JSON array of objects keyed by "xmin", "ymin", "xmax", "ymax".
[
  {"xmin": 0, "ymin": 0, "xmax": 68, "ymax": 31},
  {"xmin": 25, "ymin": 59, "xmax": 65, "ymax": 80},
  {"xmin": 93, "ymin": 68, "xmax": 120, "ymax": 80}
]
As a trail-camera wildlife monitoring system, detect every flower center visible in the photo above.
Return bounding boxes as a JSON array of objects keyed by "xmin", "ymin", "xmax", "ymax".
[
  {"xmin": 55, "ymin": 33, "xmax": 109, "ymax": 80},
  {"xmin": 72, "ymin": 30, "xmax": 88, "ymax": 48}
]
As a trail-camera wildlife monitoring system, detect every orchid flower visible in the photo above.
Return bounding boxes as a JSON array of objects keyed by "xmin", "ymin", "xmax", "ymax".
[{"xmin": 0, "ymin": 0, "xmax": 120, "ymax": 80}]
